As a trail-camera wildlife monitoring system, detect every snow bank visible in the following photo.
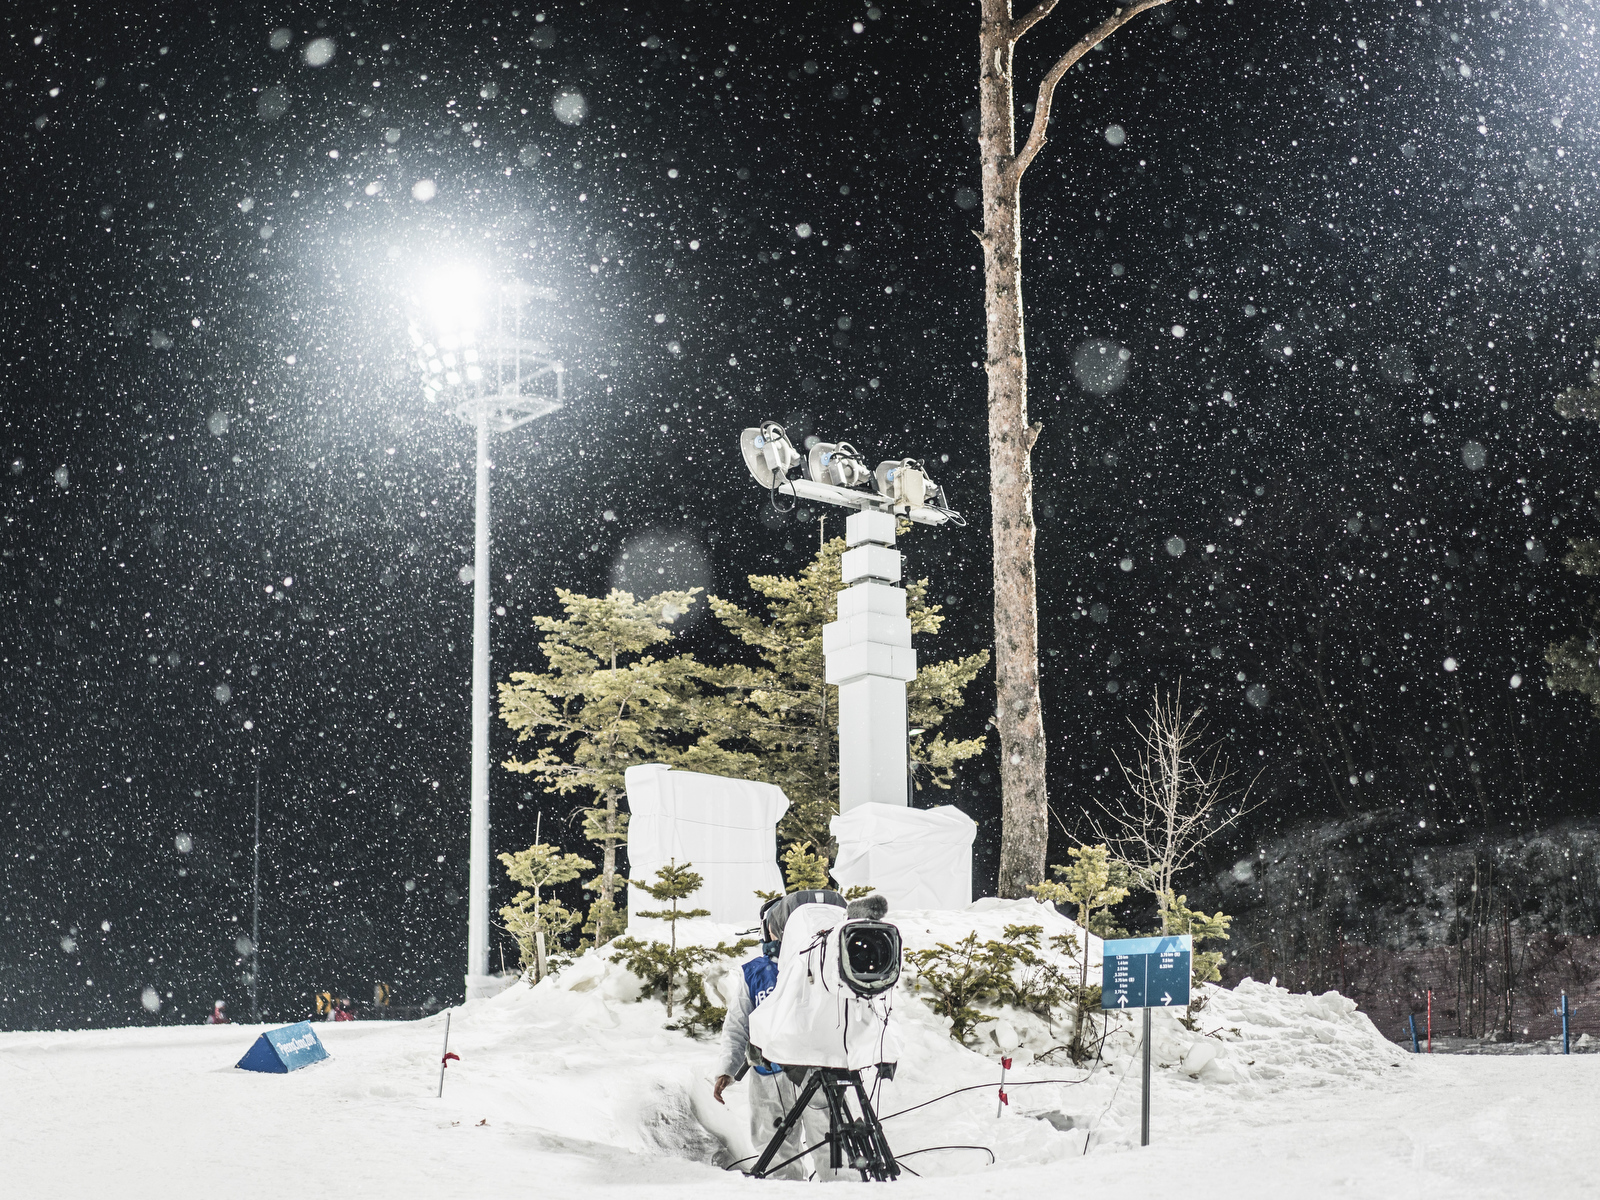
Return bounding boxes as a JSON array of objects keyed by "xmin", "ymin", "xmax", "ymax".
[
  {"xmin": 0, "ymin": 899, "xmax": 1418, "ymax": 1199},
  {"xmin": 514, "ymin": 897, "xmax": 1413, "ymax": 1172}
]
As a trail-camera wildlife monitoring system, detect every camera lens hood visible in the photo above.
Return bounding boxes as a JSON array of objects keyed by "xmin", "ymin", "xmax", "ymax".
[{"xmin": 839, "ymin": 919, "xmax": 902, "ymax": 998}]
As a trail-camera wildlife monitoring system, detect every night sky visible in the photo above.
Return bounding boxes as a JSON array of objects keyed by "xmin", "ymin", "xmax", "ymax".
[{"xmin": 4, "ymin": 0, "xmax": 1599, "ymax": 1029}]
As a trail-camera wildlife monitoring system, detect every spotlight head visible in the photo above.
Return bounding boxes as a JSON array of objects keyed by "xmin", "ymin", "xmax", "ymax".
[
  {"xmin": 805, "ymin": 441, "xmax": 873, "ymax": 489},
  {"xmin": 874, "ymin": 459, "xmax": 936, "ymax": 511},
  {"xmin": 740, "ymin": 421, "xmax": 802, "ymax": 488}
]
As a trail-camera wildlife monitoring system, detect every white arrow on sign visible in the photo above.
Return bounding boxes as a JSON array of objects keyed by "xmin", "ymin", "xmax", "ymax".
[
  {"xmin": 1161, "ymin": 992, "xmax": 1173, "ymax": 1005},
  {"xmin": 1117, "ymin": 995, "xmax": 1128, "ymax": 1008}
]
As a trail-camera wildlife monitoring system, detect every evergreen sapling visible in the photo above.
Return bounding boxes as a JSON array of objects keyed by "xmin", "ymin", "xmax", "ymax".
[
  {"xmin": 497, "ymin": 841, "xmax": 594, "ymax": 982},
  {"xmin": 608, "ymin": 860, "xmax": 755, "ymax": 1033}
]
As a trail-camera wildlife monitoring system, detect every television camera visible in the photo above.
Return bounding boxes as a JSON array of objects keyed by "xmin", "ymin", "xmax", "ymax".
[{"xmin": 745, "ymin": 892, "xmax": 904, "ymax": 1181}]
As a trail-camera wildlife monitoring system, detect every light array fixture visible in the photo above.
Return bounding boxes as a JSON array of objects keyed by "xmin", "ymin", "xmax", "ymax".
[
  {"xmin": 739, "ymin": 420, "xmax": 964, "ymax": 526},
  {"xmin": 407, "ymin": 278, "xmax": 564, "ymax": 433},
  {"xmin": 807, "ymin": 441, "xmax": 874, "ymax": 489}
]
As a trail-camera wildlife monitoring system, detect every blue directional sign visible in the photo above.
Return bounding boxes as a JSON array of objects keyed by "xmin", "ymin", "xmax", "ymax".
[{"xmin": 1101, "ymin": 935, "xmax": 1192, "ymax": 1010}]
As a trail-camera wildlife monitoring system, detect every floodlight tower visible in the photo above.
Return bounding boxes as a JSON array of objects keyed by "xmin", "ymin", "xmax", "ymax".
[
  {"xmin": 408, "ymin": 275, "xmax": 564, "ymax": 999},
  {"xmin": 738, "ymin": 424, "xmax": 962, "ymax": 811}
]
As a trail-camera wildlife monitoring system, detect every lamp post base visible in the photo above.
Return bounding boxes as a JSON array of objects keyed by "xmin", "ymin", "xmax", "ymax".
[{"xmin": 464, "ymin": 973, "xmax": 518, "ymax": 1002}]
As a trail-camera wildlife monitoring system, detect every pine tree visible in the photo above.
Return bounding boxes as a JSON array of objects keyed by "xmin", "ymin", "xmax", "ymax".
[
  {"xmin": 607, "ymin": 860, "xmax": 753, "ymax": 1029},
  {"xmin": 1030, "ymin": 845, "xmax": 1133, "ymax": 938},
  {"xmin": 708, "ymin": 531, "xmax": 989, "ymax": 855},
  {"xmin": 497, "ymin": 589, "xmax": 754, "ymax": 945},
  {"xmin": 1029, "ymin": 844, "xmax": 1133, "ymax": 1057},
  {"xmin": 780, "ymin": 842, "xmax": 831, "ymax": 892},
  {"xmin": 497, "ymin": 841, "xmax": 594, "ymax": 982},
  {"xmin": 1548, "ymin": 342, "xmax": 1600, "ymax": 711},
  {"xmin": 1156, "ymin": 891, "xmax": 1232, "ymax": 998}
]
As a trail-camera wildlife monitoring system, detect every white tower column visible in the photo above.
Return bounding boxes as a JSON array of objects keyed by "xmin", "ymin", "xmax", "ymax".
[{"xmin": 824, "ymin": 510, "xmax": 915, "ymax": 811}]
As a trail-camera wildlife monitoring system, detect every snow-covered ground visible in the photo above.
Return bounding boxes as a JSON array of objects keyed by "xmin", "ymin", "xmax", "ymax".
[{"xmin": 5, "ymin": 899, "xmax": 1598, "ymax": 1198}]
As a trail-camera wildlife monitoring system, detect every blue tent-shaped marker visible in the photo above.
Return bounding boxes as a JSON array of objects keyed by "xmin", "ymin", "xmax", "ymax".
[{"xmin": 236, "ymin": 1021, "xmax": 330, "ymax": 1073}]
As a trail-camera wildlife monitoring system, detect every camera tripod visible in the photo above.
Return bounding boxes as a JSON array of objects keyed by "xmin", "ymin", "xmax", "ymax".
[{"xmin": 749, "ymin": 1066, "xmax": 900, "ymax": 1182}]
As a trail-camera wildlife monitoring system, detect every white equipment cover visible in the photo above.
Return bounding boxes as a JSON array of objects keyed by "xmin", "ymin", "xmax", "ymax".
[
  {"xmin": 747, "ymin": 902, "xmax": 901, "ymax": 1070},
  {"xmin": 624, "ymin": 764, "xmax": 789, "ymax": 931},
  {"xmin": 830, "ymin": 803, "xmax": 976, "ymax": 911}
]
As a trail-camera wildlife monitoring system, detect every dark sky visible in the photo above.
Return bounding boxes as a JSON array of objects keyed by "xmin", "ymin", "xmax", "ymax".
[{"xmin": 4, "ymin": 0, "xmax": 1599, "ymax": 1029}]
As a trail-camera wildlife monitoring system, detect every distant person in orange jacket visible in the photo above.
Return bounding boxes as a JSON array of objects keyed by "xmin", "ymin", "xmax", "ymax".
[{"xmin": 207, "ymin": 1001, "xmax": 230, "ymax": 1024}]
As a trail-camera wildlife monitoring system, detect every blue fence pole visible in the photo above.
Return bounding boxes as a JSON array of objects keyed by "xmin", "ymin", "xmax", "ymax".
[
  {"xmin": 1408, "ymin": 1013, "xmax": 1420, "ymax": 1054},
  {"xmin": 1561, "ymin": 993, "xmax": 1570, "ymax": 1055}
]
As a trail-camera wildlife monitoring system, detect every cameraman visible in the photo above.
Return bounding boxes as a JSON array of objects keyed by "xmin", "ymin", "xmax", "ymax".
[{"xmin": 713, "ymin": 891, "xmax": 843, "ymax": 1180}]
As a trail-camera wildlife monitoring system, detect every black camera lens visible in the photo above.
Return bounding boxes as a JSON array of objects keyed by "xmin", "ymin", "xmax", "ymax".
[{"xmin": 840, "ymin": 922, "xmax": 901, "ymax": 997}]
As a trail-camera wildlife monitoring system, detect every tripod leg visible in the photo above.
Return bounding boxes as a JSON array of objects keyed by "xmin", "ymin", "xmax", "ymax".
[
  {"xmin": 749, "ymin": 1070, "xmax": 827, "ymax": 1179},
  {"xmin": 818, "ymin": 1069, "xmax": 886, "ymax": 1182},
  {"xmin": 849, "ymin": 1071, "xmax": 900, "ymax": 1181},
  {"xmin": 817, "ymin": 1072, "xmax": 854, "ymax": 1175}
]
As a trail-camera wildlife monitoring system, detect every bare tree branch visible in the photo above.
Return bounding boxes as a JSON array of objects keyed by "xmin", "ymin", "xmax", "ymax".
[
  {"xmin": 1010, "ymin": 0, "xmax": 1061, "ymax": 42},
  {"xmin": 1009, "ymin": 0, "xmax": 1171, "ymax": 186},
  {"xmin": 1092, "ymin": 682, "xmax": 1267, "ymax": 910}
]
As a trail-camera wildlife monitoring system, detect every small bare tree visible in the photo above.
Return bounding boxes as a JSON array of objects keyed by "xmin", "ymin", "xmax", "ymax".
[
  {"xmin": 979, "ymin": 0, "xmax": 1174, "ymax": 896},
  {"xmin": 1095, "ymin": 684, "xmax": 1263, "ymax": 922}
]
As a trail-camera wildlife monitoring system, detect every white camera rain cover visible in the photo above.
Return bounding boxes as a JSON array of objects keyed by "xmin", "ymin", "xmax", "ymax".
[{"xmin": 747, "ymin": 902, "xmax": 902, "ymax": 1070}]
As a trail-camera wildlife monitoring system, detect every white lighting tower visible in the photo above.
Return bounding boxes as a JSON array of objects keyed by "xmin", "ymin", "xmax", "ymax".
[
  {"xmin": 409, "ymin": 274, "xmax": 563, "ymax": 999},
  {"xmin": 738, "ymin": 423, "xmax": 962, "ymax": 812}
]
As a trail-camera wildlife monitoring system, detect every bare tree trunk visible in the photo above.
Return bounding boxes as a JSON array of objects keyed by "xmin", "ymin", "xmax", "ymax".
[
  {"xmin": 601, "ymin": 791, "xmax": 618, "ymax": 906},
  {"xmin": 979, "ymin": 6, "xmax": 1046, "ymax": 897},
  {"xmin": 976, "ymin": 0, "xmax": 1170, "ymax": 897}
]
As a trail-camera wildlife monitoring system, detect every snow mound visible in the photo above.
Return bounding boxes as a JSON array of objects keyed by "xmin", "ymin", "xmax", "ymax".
[
  {"xmin": 0, "ymin": 899, "xmax": 1420, "ymax": 1196},
  {"xmin": 452, "ymin": 897, "xmax": 1413, "ymax": 1173}
]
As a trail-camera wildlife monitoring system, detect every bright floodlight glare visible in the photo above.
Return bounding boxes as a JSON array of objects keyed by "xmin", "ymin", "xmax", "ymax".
[
  {"xmin": 805, "ymin": 441, "xmax": 873, "ymax": 489},
  {"xmin": 420, "ymin": 264, "xmax": 489, "ymax": 335},
  {"xmin": 740, "ymin": 421, "xmax": 801, "ymax": 487}
]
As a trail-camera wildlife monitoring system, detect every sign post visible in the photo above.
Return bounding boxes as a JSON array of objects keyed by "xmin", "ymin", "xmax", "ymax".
[
  {"xmin": 1101, "ymin": 935, "xmax": 1193, "ymax": 1148},
  {"xmin": 1556, "ymin": 992, "xmax": 1570, "ymax": 1055}
]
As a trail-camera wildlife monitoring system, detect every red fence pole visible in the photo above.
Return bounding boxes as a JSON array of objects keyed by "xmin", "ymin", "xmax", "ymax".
[{"xmin": 1426, "ymin": 989, "xmax": 1433, "ymax": 1053}]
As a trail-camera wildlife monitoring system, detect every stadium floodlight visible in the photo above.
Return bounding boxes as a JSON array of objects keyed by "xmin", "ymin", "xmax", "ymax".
[
  {"xmin": 805, "ymin": 441, "xmax": 874, "ymax": 490},
  {"xmin": 738, "ymin": 420, "xmax": 964, "ymax": 527},
  {"xmin": 409, "ymin": 278, "xmax": 564, "ymax": 434},
  {"xmin": 408, "ymin": 270, "xmax": 564, "ymax": 999},
  {"xmin": 739, "ymin": 421, "xmax": 802, "ymax": 488},
  {"xmin": 873, "ymin": 459, "xmax": 931, "ymax": 509}
]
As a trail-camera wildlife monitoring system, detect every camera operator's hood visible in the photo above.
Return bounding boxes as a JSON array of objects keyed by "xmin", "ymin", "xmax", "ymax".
[{"xmin": 760, "ymin": 889, "xmax": 844, "ymax": 947}]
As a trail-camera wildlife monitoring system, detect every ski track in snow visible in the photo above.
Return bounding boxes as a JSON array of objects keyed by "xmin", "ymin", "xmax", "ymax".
[{"xmin": 4, "ymin": 899, "xmax": 1598, "ymax": 1198}]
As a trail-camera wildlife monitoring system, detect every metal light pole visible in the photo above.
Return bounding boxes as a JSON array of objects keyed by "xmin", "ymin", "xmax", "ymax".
[
  {"xmin": 251, "ymin": 741, "xmax": 261, "ymax": 1024},
  {"xmin": 738, "ymin": 424, "xmax": 973, "ymax": 906},
  {"xmin": 467, "ymin": 398, "xmax": 493, "ymax": 987},
  {"xmin": 409, "ymin": 276, "xmax": 563, "ymax": 998}
]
